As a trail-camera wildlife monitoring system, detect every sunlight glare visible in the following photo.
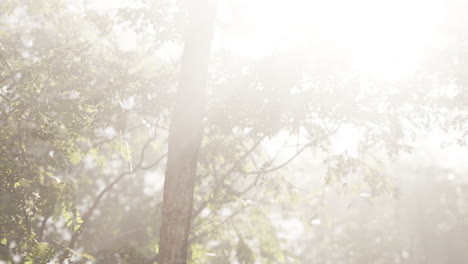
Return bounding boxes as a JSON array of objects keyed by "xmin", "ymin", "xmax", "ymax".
[{"xmin": 218, "ymin": 0, "xmax": 447, "ymax": 80}]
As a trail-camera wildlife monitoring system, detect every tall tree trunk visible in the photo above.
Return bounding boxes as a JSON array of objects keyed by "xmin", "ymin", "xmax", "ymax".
[{"xmin": 158, "ymin": 0, "xmax": 217, "ymax": 263}]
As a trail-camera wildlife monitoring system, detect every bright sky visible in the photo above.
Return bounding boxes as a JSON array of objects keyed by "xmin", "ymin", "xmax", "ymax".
[
  {"xmin": 216, "ymin": 0, "xmax": 448, "ymax": 80},
  {"xmin": 89, "ymin": 0, "xmax": 448, "ymax": 80}
]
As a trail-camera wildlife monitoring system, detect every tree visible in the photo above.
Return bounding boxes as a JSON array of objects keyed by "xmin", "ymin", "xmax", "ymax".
[
  {"xmin": 158, "ymin": 0, "xmax": 217, "ymax": 263},
  {"xmin": 1, "ymin": 0, "xmax": 468, "ymax": 263}
]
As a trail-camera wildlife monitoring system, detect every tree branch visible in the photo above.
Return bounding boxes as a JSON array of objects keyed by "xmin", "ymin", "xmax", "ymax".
[{"xmin": 62, "ymin": 135, "xmax": 166, "ymax": 260}]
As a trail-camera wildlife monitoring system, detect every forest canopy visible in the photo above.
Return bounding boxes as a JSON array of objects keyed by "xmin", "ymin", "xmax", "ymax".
[{"xmin": 1, "ymin": 0, "xmax": 468, "ymax": 263}]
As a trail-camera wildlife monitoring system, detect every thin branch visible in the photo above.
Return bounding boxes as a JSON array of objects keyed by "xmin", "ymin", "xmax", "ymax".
[
  {"xmin": 191, "ymin": 137, "xmax": 265, "ymax": 219},
  {"xmin": 189, "ymin": 206, "xmax": 243, "ymax": 243},
  {"xmin": 82, "ymin": 123, "xmax": 146, "ymax": 153},
  {"xmin": 195, "ymin": 142, "xmax": 311, "ymax": 212},
  {"xmin": 37, "ymin": 213, "xmax": 52, "ymax": 242},
  {"xmin": 239, "ymin": 144, "xmax": 309, "ymax": 175},
  {"xmin": 65, "ymin": 135, "xmax": 166, "ymax": 252}
]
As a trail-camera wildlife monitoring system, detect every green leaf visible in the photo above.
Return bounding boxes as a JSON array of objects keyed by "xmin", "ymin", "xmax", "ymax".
[{"xmin": 25, "ymin": 243, "xmax": 55, "ymax": 264}]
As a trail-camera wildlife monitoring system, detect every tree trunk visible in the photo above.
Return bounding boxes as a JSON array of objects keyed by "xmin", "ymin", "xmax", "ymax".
[{"xmin": 158, "ymin": 0, "xmax": 217, "ymax": 263}]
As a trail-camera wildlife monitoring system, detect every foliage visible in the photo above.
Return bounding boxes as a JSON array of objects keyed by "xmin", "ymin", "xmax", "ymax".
[{"xmin": 1, "ymin": 0, "xmax": 468, "ymax": 263}]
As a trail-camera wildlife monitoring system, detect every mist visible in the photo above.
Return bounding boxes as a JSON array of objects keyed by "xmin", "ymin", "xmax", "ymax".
[{"xmin": 1, "ymin": 0, "xmax": 468, "ymax": 263}]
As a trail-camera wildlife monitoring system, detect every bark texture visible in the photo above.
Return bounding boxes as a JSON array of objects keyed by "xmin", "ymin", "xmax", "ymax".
[{"xmin": 158, "ymin": 0, "xmax": 217, "ymax": 263}]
